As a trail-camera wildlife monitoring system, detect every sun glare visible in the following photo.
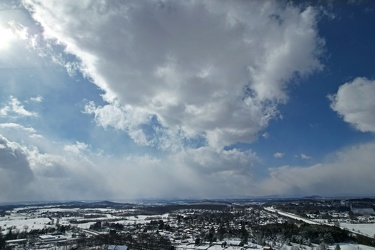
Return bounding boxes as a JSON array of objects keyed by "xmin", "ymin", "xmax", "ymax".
[{"xmin": 0, "ymin": 25, "xmax": 16, "ymax": 50}]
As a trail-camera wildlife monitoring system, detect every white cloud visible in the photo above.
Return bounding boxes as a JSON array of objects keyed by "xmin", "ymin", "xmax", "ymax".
[
  {"xmin": 0, "ymin": 134, "xmax": 112, "ymax": 201},
  {"xmin": 0, "ymin": 96, "xmax": 37, "ymax": 118},
  {"xmin": 7, "ymin": 20, "xmax": 29, "ymax": 41},
  {"xmin": 176, "ymin": 147, "xmax": 258, "ymax": 175},
  {"xmin": 300, "ymin": 153, "xmax": 312, "ymax": 160},
  {"xmin": 1, "ymin": 127, "xmax": 375, "ymax": 201},
  {"xmin": 0, "ymin": 132, "xmax": 260, "ymax": 201},
  {"xmin": 0, "ymin": 134, "xmax": 35, "ymax": 200},
  {"xmin": 30, "ymin": 96, "xmax": 43, "ymax": 102},
  {"xmin": 0, "ymin": 122, "xmax": 43, "ymax": 145},
  {"xmin": 259, "ymin": 141, "xmax": 375, "ymax": 196},
  {"xmin": 0, "ymin": 120, "xmax": 261, "ymax": 200},
  {"xmin": 0, "ymin": 123, "xmax": 36, "ymax": 133},
  {"xmin": 273, "ymin": 152, "xmax": 284, "ymax": 158},
  {"xmin": 99, "ymin": 147, "xmax": 261, "ymax": 199},
  {"xmin": 0, "ymin": 8, "xmax": 53, "ymax": 70},
  {"xmin": 64, "ymin": 141, "xmax": 89, "ymax": 154},
  {"xmin": 0, "ymin": 135, "xmax": 32, "ymax": 172},
  {"xmin": 262, "ymin": 132, "xmax": 270, "ymax": 139},
  {"xmin": 24, "ymin": 0, "xmax": 324, "ymax": 149},
  {"xmin": 330, "ymin": 77, "xmax": 375, "ymax": 133},
  {"xmin": 83, "ymin": 101, "xmax": 156, "ymax": 146},
  {"xmin": 29, "ymin": 133, "xmax": 44, "ymax": 139}
]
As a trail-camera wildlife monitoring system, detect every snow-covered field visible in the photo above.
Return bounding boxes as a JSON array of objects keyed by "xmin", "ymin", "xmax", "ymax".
[
  {"xmin": 0, "ymin": 204, "xmax": 171, "ymax": 234},
  {"xmin": 175, "ymin": 243, "xmax": 375, "ymax": 250},
  {"xmin": 264, "ymin": 207, "xmax": 375, "ymax": 239},
  {"xmin": 0, "ymin": 216, "xmax": 52, "ymax": 232},
  {"xmin": 289, "ymin": 244, "xmax": 375, "ymax": 250},
  {"xmin": 341, "ymin": 223, "xmax": 375, "ymax": 237},
  {"xmin": 264, "ymin": 207, "xmax": 320, "ymax": 225},
  {"xmin": 339, "ymin": 244, "xmax": 375, "ymax": 250}
]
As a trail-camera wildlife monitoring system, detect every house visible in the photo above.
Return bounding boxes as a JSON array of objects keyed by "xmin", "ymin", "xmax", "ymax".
[
  {"xmin": 5, "ymin": 238, "xmax": 27, "ymax": 248},
  {"xmin": 38, "ymin": 234, "xmax": 67, "ymax": 243}
]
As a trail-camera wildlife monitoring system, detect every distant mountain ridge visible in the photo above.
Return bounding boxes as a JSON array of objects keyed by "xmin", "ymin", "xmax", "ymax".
[
  {"xmin": 2, "ymin": 194, "xmax": 375, "ymax": 209},
  {"xmin": 302, "ymin": 195, "xmax": 323, "ymax": 200}
]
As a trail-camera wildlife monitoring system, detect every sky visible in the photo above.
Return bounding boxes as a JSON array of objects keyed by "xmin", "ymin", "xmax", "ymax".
[{"xmin": 0, "ymin": 0, "xmax": 375, "ymax": 202}]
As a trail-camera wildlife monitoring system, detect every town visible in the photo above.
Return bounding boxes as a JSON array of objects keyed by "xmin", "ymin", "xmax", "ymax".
[{"xmin": 1, "ymin": 198, "xmax": 375, "ymax": 250}]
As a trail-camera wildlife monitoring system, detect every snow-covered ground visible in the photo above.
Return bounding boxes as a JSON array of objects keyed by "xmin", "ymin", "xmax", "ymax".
[
  {"xmin": 175, "ymin": 243, "xmax": 375, "ymax": 250},
  {"xmin": 0, "ymin": 206, "xmax": 171, "ymax": 234},
  {"xmin": 264, "ymin": 207, "xmax": 320, "ymax": 225},
  {"xmin": 341, "ymin": 223, "xmax": 375, "ymax": 238},
  {"xmin": 339, "ymin": 244, "xmax": 375, "ymax": 250},
  {"xmin": 282, "ymin": 244, "xmax": 375, "ymax": 250},
  {"xmin": 264, "ymin": 207, "xmax": 375, "ymax": 240},
  {"xmin": 0, "ymin": 216, "xmax": 52, "ymax": 232}
]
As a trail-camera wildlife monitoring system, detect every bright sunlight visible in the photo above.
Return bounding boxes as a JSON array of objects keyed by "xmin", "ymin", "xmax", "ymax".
[{"xmin": 0, "ymin": 24, "xmax": 16, "ymax": 50}]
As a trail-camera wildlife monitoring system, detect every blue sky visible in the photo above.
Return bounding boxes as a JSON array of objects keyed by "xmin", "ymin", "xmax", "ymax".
[{"xmin": 0, "ymin": 0, "xmax": 375, "ymax": 202}]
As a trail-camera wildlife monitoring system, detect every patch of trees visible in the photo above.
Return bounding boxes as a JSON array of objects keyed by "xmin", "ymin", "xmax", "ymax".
[
  {"xmin": 90, "ymin": 221, "xmax": 102, "ymax": 231},
  {"xmin": 110, "ymin": 223, "xmax": 125, "ymax": 231},
  {"xmin": 255, "ymin": 222, "xmax": 354, "ymax": 245},
  {"xmin": 57, "ymin": 201, "xmax": 133, "ymax": 210},
  {"xmin": 147, "ymin": 219, "xmax": 171, "ymax": 231},
  {"xmin": 349, "ymin": 198, "xmax": 375, "ymax": 210},
  {"xmin": 270, "ymin": 201, "xmax": 350, "ymax": 218},
  {"xmin": 78, "ymin": 232, "xmax": 173, "ymax": 250},
  {"xmin": 355, "ymin": 234, "xmax": 375, "ymax": 247},
  {"xmin": 197, "ymin": 221, "xmax": 249, "ymax": 245},
  {"xmin": 0, "ymin": 230, "xmax": 5, "ymax": 249},
  {"xmin": 123, "ymin": 232, "xmax": 173, "ymax": 250}
]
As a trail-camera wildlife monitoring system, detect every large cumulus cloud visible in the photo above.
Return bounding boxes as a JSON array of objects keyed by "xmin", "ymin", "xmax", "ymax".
[
  {"xmin": 0, "ymin": 132, "xmax": 112, "ymax": 202},
  {"xmin": 330, "ymin": 77, "xmax": 375, "ymax": 133},
  {"xmin": 0, "ymin": 135, "xmax": 34, "ymax": 201},
  {"xmin": 23, "ymin": 0, "xmax": 324, "ymax": 149}
]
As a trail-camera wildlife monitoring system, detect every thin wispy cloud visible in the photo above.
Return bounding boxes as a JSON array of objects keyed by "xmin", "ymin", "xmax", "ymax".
[
  {"xmin": 30, "ymin": 96, "xmax": 43, "ymax": 102},
  {"xmin": 300, "ymin": 153, "xmax": 312, "ymax": 160},
  {"xmin": 0, "ymin": 123, "xmax": 36, "ymax": 133},
  {"xmin": 0, "ymin": 96, "xmax": 37, "ymax": 118},
  {"xmin": 273, "ymin": 152, "xmax": 285, "ymax": 158}
]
